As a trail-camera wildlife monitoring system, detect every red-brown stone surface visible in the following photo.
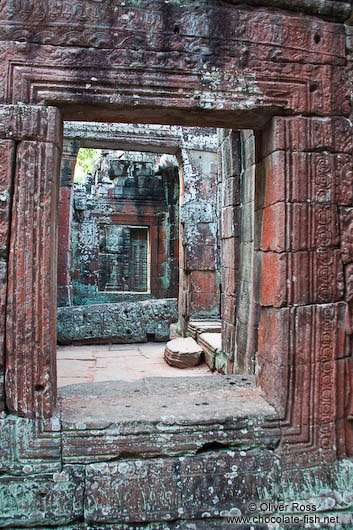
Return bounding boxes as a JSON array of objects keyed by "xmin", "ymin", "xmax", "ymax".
[
  {"xmin": 0, "ymin": 261, "xmax": 7, "ymax": 413},
  {"xmin": 188, "ymin": 271, "xmax": 219, "ymax": 317},
  {"xmin": 257, "ymin": 302, "xmax": 347, "ymax": 460},
  {"xmin": 261, "ymin": 116, "xmax": 353, "ymax": 156},
  {"xmin": 0, "ymin": 0, "xmax": 350, "ymax": 473},
  {"xmin": 57, "ymin": 186, "xmax": 72, "ymax": 307},
  {"xmin": 0, "ymin": 1, "xmax": 351, "ymax": 527},
  {"xmin": 0, "ymin": 2, "xmax": 348, "ymax": 128},
  {"xmin": 6, "ymin": 139, "xmax": 60, "ymax": 418},
  {"xmin": 257, "ymin": 151, "xmax": 353, "ymax": 209},
  {"xmin": 0, "ymin": 141, "xmax": 15, "ymax": 259}
]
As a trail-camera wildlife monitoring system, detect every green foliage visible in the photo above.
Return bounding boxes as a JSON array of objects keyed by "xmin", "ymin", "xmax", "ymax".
[{"xmin": 74, "ymin": 148, "xmax": 101, "ymax": 183}]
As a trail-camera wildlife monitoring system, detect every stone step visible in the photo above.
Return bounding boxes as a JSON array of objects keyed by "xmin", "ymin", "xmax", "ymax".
[
  {"xmin": 187, "ymin": 319, "xmax": 222, "ymax": 339},
  {"xmin": 197, "ymin": 332, "xmax": 222, "ymax": 370}
]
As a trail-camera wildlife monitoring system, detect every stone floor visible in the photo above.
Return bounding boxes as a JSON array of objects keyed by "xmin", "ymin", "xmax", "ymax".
[
  {"xmin": 57, "ymin": 342, "xmax": 213, "ymax": 387},
  {"xmin": 59, "ymin": 374, "xmax": 265, "ymax": 426}
]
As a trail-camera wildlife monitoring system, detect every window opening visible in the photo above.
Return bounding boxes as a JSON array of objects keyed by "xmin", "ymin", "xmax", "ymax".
[{"xmin": 98, "ymin": 225, "xmax": 149, "ymax": 293}]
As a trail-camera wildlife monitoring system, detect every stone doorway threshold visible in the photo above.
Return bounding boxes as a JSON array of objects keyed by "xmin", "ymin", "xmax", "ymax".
[
  {"xmin": 57, "ymin": 343, "xmax": 279, "ymax": 460},
  {"xmin": 58, "ymin": 376, "xmax": 279, "ymax": 461},
  {"xmin": 57, "ymin": 341, "xmax": 212, "ymax": 387},
  {"xmin": 59, "ymin": 375, "xmax": 273, "ymax": 425}
]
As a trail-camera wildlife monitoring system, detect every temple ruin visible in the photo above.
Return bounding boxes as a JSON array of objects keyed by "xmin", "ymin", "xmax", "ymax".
[{"xmin": 1, "ymin": 0, "xmax": 353, "ymax": 527}]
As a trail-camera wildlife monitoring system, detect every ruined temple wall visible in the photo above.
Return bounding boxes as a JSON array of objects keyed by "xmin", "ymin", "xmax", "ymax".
[
  {"xmin": 218, "ymin": 128, "xmax": 256, "ymax": 374},
  {"xmin": 1, "ymin": 0, "xmax": 353, "ymax": 526},
  {"xmin": 57, "ymin": 298, "xmax": 178, "ymax": 344},
  {"xmin": 178, "ymin": 146, "xmax": 220, "ymax": 332},
  {"xmin": 57, "ymin": 155, "xmax": 181, "ymax": 344},
  {"xmin": 58, "ymin": 126, "xmax": 219, "ymax": 327},
  {"xmin": 236, "ymin": 130, "xmax": 256, "ymax": 373},
  {"xmin": 0, "ymin": 137, "xmax": 14, "ymax": 414},
  {"xmin": 69, "ymin": 166, "xmax": 179, "ymax": 306},
  {"xmin": 218, "ymin": 129, "xmax": 240, "ymax": 371}
]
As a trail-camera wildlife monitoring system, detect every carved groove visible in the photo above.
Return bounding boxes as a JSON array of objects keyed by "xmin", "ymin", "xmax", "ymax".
[{"xmin": 5, "ymin": 141, "xmax": 59, "ymax": 418}]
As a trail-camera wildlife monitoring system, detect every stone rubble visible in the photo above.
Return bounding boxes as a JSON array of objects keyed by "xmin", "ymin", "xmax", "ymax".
[{"xmin": 164, "ymin": 337, "xmax": 203, "ymax": 368}]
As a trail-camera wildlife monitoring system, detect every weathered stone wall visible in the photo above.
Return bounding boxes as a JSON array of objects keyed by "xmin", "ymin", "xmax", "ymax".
[
  {"xmin": 68, "ymin": 154, "xmax": 179, "ymax": 306},
  {"xmin": 1, "ymin": 401, "xmax": 353, "ymax": 528},
  {"xmin": 0, "ymin": 134, "xmax": 14, "ymax": 415},
  {"xmin": 59, "ymin": 124, "xmax": 220, "ymax": 328},
  {"xmin": 218, "ymin": 129, "xmax": 241, "ymax": 373},
  {"xmin": 58, "ymin": 140, "xmax": 80, "ymax": 307},
  {"xmin": 3, "ymin": 106, "xmax": 61, "ymax": 419},
  {"xmin": 178, "ymin": 146, "xmax": 220, "ymax": 333},
  {"xmin": 237, "ymin": 130, "xmax": 256, "ymax": 373},
  {"xmin": 57, "ymin": 299, "xmax": 178, "ymax": 344}
]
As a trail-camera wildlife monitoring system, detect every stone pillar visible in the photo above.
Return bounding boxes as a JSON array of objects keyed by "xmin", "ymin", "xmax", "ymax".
[
  {"xmin": 57, "ymin": 139, "xmax": 79, "ymax": 307},
  {"xmin": 178, "ymin": 147, "xmax": 219, "ymax": 335},
  {"xmin": 5, "ymin": 105, "xmax": 61, "ymax": 419},
  {"xmin": 218, "ymin": 130, "xmax": 241, "ymax": 373},
  {"xmin": 0, "ymin": 137, "xmax": 15, "ymax": 414},
  {"xmin": 218, "ymin": 129, "xmax": 258, "ymax": 375},
  {"xmin": 255, "ymin": 116, "xmax": 352, "ymax": 463},
  {"xmin": 160, "ymin": 167, "xmax": 180, "ymax": 299}
]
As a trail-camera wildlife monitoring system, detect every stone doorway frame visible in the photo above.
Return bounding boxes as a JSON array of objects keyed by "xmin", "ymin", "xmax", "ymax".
[{"xmin": 0, "ymin": 0, "xmax": 352, "ymax": 465}]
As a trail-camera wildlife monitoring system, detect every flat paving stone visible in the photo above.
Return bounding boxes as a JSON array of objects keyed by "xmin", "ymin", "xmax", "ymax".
[
  {"xmin": 108, "ymin": 344, "xmax": 139, "ymax": 351},
  {"xmin": 95, "ymin": 350, "xmax": 142, "ymax": 358},
  {"xmin": 57, "ymin": 345, "xmax": 96, "ymax": 360},
  {"xmin": 57, "ymin": 342, "xmax": 212, "ymax": 387},
  {"xmin": 59, "ymin": 375, "xmax": 276, "ymax": 426}
]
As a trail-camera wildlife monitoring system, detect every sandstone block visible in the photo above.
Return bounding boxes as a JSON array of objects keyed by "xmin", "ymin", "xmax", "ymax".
[
  {"xmin": 257, "ymin": 250, "xmax": 344, "ymax": 307},
  {"xmin": 0, "ymin": 140, "xmax": 15, "ymax": 258},
  {"xmin": 57, "ymin": 299, "xmax": 178, "ymax": 345},
  {"xmin": 262, "ymin": 116, "xmax": 353, "ymax": 156},
  {"xmin": 85, "ymin": 451, "xmax": 280, "ymax": 524},
  {"xmin": 6, "ymin": 140, "xmax": 59, "ymax": 418},
  {"xmin": 187, "ymin": 319, "xmax": 222, "ymax": 339},
  {"xmin": 164, "ymin": 337, "xmax": 203, "ymax": 368},
  {"xmin": 0, "ymin": 465, "xmax": 84, "ymax": 528}
]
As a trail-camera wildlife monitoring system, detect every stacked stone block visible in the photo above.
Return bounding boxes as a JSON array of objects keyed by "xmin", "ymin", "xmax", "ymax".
[
  {"xmin": 218, "ymin": 129, "xmax": 241, "ymax": 373},
  {"xmin": 68, "ymin": 157, "xmax": 179, "ymax": 306},
  {"xmin": 57, "ymin": 299, "xmax": 178, "ymax": 344},
  {"xmin": 0, "ymin": 139, "xmax": 14, "ymax": 414},
  {"xmin": 178, "ymin": 146, "xmax": 220, "ymax": 333},
  {"xmin": 3, "ymin": 106, "xmax": 62, "ymax": 418},
  {"xmin": 255, "ymin": 116, "xmax": 352, "ymax": 462}
]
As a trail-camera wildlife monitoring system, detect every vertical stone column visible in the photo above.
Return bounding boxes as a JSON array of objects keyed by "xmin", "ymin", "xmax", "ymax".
[
  {"xmin": 0, "ymin": 138, "xmax": 15, "ymax": 413},
  {"xmin": 255, "ymin": 116, "xmax": 352, "ymax": 463},
  {"xmin": 160, "ymin": 167, "xmax": 180, "ymax": 299},
  {"xmin": 218, "ymin": 130, "xmax": 241, "ymax": 373},
  {"xmin": 57, "ymin": 139, "xmax": 79, "ymax": 307},
  {"xmin": 178, "ymin": 146, "xmax": 219, "ymax": 335},
  {"xmin": 5, "ymin": 105, "xmax": 61, "ymax": 419}
]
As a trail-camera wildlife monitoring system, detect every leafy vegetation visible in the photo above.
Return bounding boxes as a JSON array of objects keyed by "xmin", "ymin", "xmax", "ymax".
[{"xmin": 74, "ymin": 148, "xmax": 101, "ymax": 183}]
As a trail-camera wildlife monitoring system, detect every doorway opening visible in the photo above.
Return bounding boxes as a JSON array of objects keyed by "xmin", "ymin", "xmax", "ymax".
[{"xmin": 56, "ymin": 122, "xmax": 227, "ymax": 388}]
